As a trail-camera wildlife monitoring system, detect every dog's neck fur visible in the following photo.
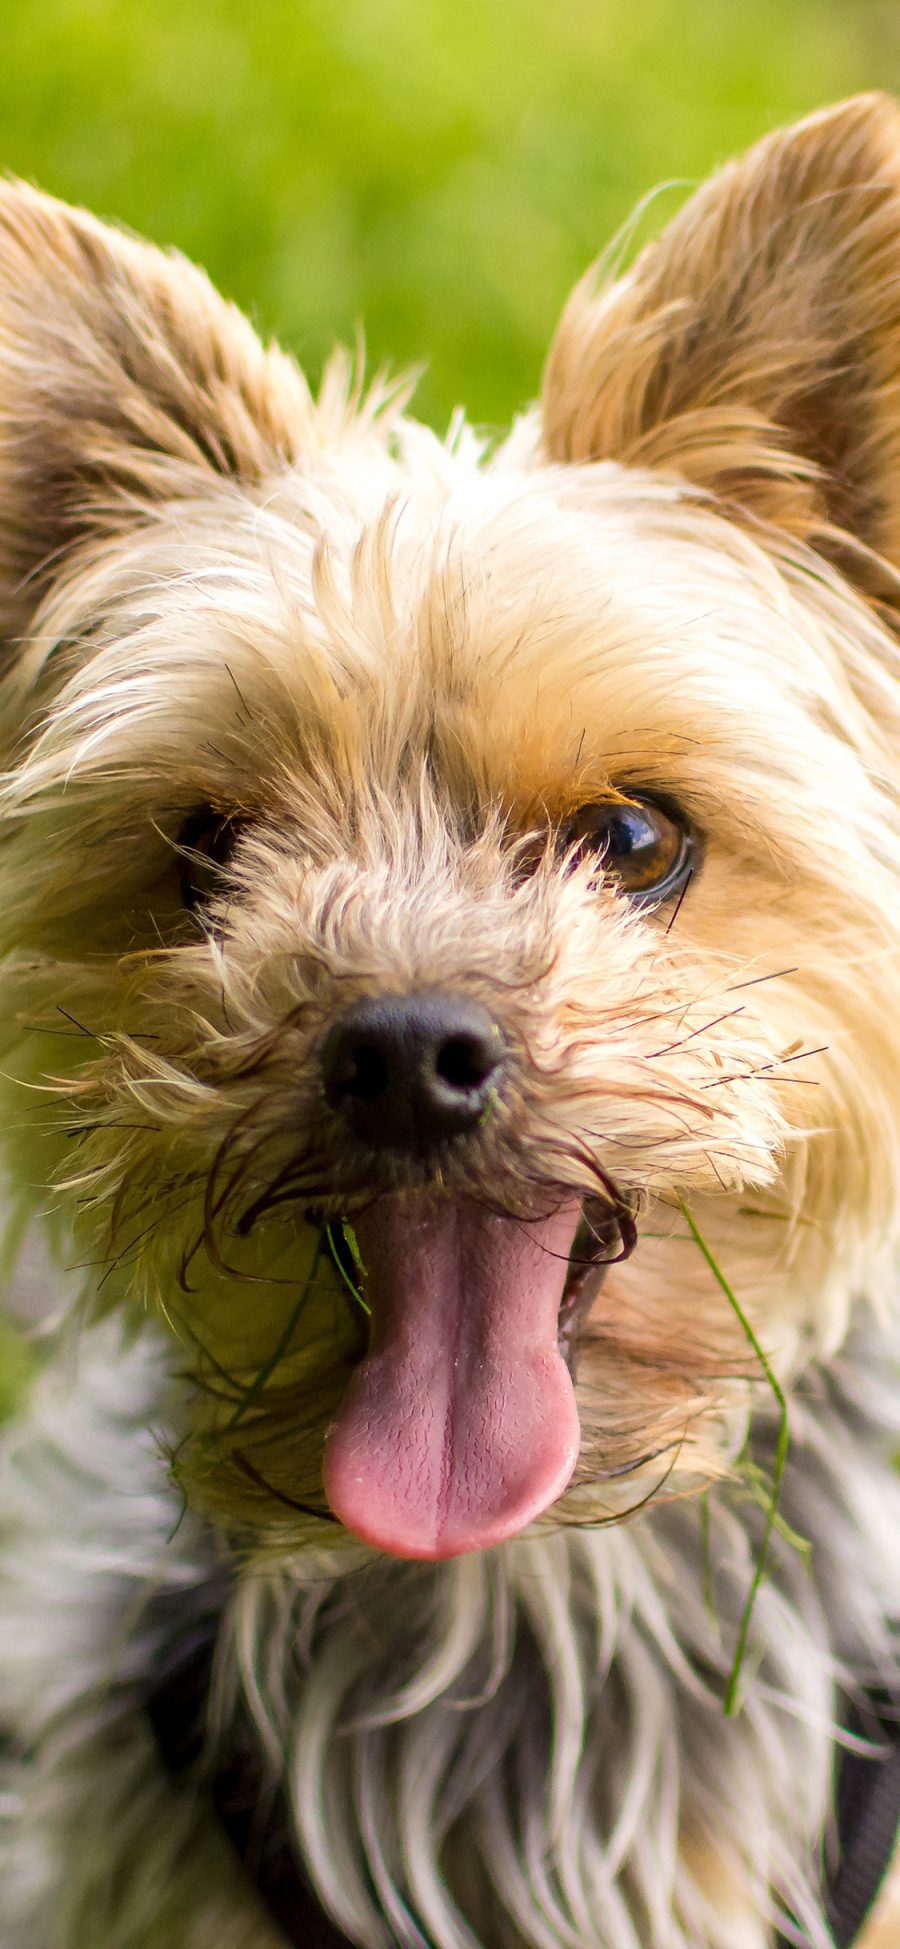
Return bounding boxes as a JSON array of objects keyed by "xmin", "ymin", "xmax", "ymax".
[
  {"xmin": 215, "ymin": 1324, "xmax": 900, "ymax": 1949},
  {"xmin": 2, "ymin": 1303, "xmax": 899, "ymax": 1949}
]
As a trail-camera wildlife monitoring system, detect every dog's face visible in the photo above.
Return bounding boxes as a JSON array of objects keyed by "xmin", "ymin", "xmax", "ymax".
[{"xmin": 1, "ymin": 95, "xmax": 900, "ymax": 1560}]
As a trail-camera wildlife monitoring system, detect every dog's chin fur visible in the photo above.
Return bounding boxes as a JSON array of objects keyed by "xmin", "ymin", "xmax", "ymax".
[{"xmin": 2, "ymin": 91, "xmax": 900, "ymax": 1948}]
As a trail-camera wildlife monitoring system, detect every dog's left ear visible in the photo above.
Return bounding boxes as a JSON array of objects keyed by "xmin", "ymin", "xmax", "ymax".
[
  {"xmin": 0, "ymin": 181, "xmax": 318, "ymax": 642},
  {"xmin": 543, "ymin": 93, "xmax": 900, "ymax": 567}
]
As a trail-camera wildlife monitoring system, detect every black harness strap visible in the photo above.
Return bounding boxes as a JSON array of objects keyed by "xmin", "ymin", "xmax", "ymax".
[
  {"xmin": 772, "ymin": 1701, "xmax": 900, "ymax": 1949},
  {"xmin": 823, "ymin": 1710, "xmax": 900, "ymax": 1949},
  {"xmin": 146, "ymin": 1600, "xmax": 900, "ymax": 1949},
  {"xmin": 145, "ymin": 1599, "xmax": 353, "ymax": 1948}
]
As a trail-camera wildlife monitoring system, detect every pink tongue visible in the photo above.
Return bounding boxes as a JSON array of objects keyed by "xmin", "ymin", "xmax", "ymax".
[{"xmin": 322, "ymin": 1198, "xmax": 582, "ymax": 1559}]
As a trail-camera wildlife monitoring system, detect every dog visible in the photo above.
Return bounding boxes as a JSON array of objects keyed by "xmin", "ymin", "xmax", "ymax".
[{"xmin": 1, "ymin": 88, "xmax": 900, "ymax": 1949}]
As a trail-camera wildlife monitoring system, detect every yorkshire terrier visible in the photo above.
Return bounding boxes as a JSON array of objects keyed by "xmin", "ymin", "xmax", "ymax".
[{"xmin": 1, "ymin": 91, "xmax": 900, "ymax": 1949}]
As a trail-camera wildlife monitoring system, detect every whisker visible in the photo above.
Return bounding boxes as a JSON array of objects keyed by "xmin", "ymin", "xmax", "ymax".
[
  {"xmin": 231, "ymin": 1447, "xmax": 337, "ymax": 1524},
  {"xmin": 725, "ymin": 966, "xmax": 799, "ymax": 993},
  {"xmin": 649, "ymin": 1004, "xmax": 745, "ymax": 1059},
  {"xmin": 664, "ymin": 867, "xmax": 693, "ymax": 935}
]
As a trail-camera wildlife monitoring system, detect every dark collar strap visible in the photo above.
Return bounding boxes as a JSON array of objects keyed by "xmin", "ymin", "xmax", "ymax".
[
  {"xmin": 145, "ymin": 1597, "xmax": 353, "ymax": 1947},
  {"xmin": 777, "ymin": 1703, "xmax": 900, "ymax": 1949},
  {"xmin": 146, "ymin": 1596, "xmax": 900, "ymax": 1949}
]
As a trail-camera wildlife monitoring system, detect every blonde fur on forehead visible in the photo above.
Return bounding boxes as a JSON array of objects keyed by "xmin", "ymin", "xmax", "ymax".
[{"xmin": 1, "ymin": 91, "xmax": 900, "ymax": 1949}]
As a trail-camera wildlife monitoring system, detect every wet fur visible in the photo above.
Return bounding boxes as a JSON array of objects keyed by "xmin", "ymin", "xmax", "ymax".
[{"xmin": 1, "ymin": 93, "xmax": 900, "ymax": 1947}]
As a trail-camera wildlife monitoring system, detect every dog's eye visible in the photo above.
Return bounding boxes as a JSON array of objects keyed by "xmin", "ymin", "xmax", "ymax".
[
  {"xmin": 177, "ymin": 805, "xmax": 245, "ymax": 910},
  {"xmin": 563, "ymin": 796, "xmax": 694, "ymax": 907}
]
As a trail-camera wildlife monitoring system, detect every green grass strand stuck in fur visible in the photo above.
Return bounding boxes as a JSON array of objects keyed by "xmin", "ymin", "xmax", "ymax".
[
  {"xmin": 325, "ymin": 1221, "xmax": 371, "ymax": 1314},
  {"xmin": 677, "ymin": 1199, "xmax": 790, "ymax": 1716},
  {"xmin": 223, "ymin": 1229, "xmax": 326, "ymax": 1433}
]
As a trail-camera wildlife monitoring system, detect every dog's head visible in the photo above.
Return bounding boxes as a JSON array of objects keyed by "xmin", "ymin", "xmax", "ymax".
[{"xmin": 1, "ymin": 95, "xmax": 900, "ymax": 1560}]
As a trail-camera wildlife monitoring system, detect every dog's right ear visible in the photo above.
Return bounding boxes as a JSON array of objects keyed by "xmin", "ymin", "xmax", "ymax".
[
  {"xmin": 0, "ymin": 182, "xmax": 317, "ymax": 642},
  {"xmin": 542, "ymin": 94, "xmax": 900, "ymax": 577}
]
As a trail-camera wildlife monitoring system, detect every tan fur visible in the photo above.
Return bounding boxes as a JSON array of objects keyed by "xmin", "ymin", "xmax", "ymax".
[
  {"xmin": 1, "ymin": 94, "xmax": 900, "ymax": 1946},
  {"xmin": 860, "ymin": 1866, "xmax": 900, "ymax": 1949}
]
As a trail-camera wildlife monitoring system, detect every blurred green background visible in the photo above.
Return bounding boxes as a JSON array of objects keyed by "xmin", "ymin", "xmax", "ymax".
[
  {"xmin": 1, "ymin": 0, "xmax": 899, "ymax": 1408},
  {"xmin": 4, "ymin": 0, "xmax": 900, "ymax": 432}
]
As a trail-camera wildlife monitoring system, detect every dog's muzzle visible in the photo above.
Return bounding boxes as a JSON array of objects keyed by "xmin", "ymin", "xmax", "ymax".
[{"xmin": 317, "ymin": 989, "xmax": 619, "ymax": 1563}]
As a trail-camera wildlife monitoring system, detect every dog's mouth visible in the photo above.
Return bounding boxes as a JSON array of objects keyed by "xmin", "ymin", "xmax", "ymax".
[
  {"xmin": 322, "ymin": 1195, "xmax": 627, "ymax": 1561},
  {"xmin": 556, "ymin": 1206, "xmax": 621, "ymax": 1372}
]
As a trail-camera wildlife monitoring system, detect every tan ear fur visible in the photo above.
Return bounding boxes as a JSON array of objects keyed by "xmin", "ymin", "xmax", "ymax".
[
  {"xmin": 0, "ymin": 182, "xmax": 318, "ymax": 637},
  {"xmin": 543, "ymin": 94, "xmax": 900, "ymax": 569}
]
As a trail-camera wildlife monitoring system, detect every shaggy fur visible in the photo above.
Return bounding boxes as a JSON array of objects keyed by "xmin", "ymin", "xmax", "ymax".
[{"xmin": 0, "ymin": 92, "xmax": 899, "ymax": 1947}]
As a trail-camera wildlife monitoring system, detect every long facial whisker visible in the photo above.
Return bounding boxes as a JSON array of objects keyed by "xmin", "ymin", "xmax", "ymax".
[
  {"xmin": 700, "ymin": 1043, "xmax": 828, "ymax": 1090},
  {"xmin": 230, "ymin": 1447, "xmax": 338, "ymax": 1524},
  {"xmin": 649, "ymin": 1004, "xmax": 746, "ymax": 1059}
]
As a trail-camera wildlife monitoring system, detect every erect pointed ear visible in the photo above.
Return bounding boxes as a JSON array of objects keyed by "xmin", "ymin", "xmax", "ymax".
[
  {"xmin": 0, "ymin": 181, "xmax": 317, "ymax": 639},
  {"xmin": 542, "ymin": 94, "xmax": 900, "ymax": 566}
]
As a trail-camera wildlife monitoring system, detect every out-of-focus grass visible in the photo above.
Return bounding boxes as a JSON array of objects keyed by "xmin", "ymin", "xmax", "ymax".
[
  {"xmin": 0, "ymin": 0, "xmax": 898, "ymax": 1415},
  {"xmin": 0, "ymin": 1312, "xmax": 36, "ymax": 1421},
  {"xmin": 1, "ymin": 0, "xmax": 898, "ymax": 429}
]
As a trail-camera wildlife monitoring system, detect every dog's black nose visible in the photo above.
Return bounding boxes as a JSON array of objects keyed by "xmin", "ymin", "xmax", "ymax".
[{"xmin": 322, "ymin": 994, "xmax": 504, "ymax": 1152}]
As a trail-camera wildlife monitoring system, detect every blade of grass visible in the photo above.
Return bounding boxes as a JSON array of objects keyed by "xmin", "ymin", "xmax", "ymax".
[
  {"xmin": 223, "ymin": 1229, "xmax": 325, "ymax": 1434},
  {"xmin": 678, "ymin": 1198, "xmax": 789, "ymax": 1715},
  {"xmin": 342, "ymin": 1222, "xmax": 367, "ymax": 1281},
  {"xmin": 737, "ymin": 1462, "xmax": 810, "ymax": 1562},
  {"xmin": 325, "ymin": 1221, "xmax": 371, "ymax": 1315}
]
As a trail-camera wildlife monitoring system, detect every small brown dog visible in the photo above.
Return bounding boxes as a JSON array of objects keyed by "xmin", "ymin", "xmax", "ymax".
[{"xmin": 1, "ymin": 93, "xmax": 900, "ymax": 1949}]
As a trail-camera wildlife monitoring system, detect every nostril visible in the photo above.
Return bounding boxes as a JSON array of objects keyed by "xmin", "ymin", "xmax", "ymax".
[
  {"xmin": 435, "ymin": 1033, "xmax": 498, "ymax": 1092},
  {"xmin": 322, "ymin": 1027, "xmax": 391, "ymax": 1106},
  {"xmin": 341, "ymin": 1042, "xmax": 390, "ymax": 1102}
]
